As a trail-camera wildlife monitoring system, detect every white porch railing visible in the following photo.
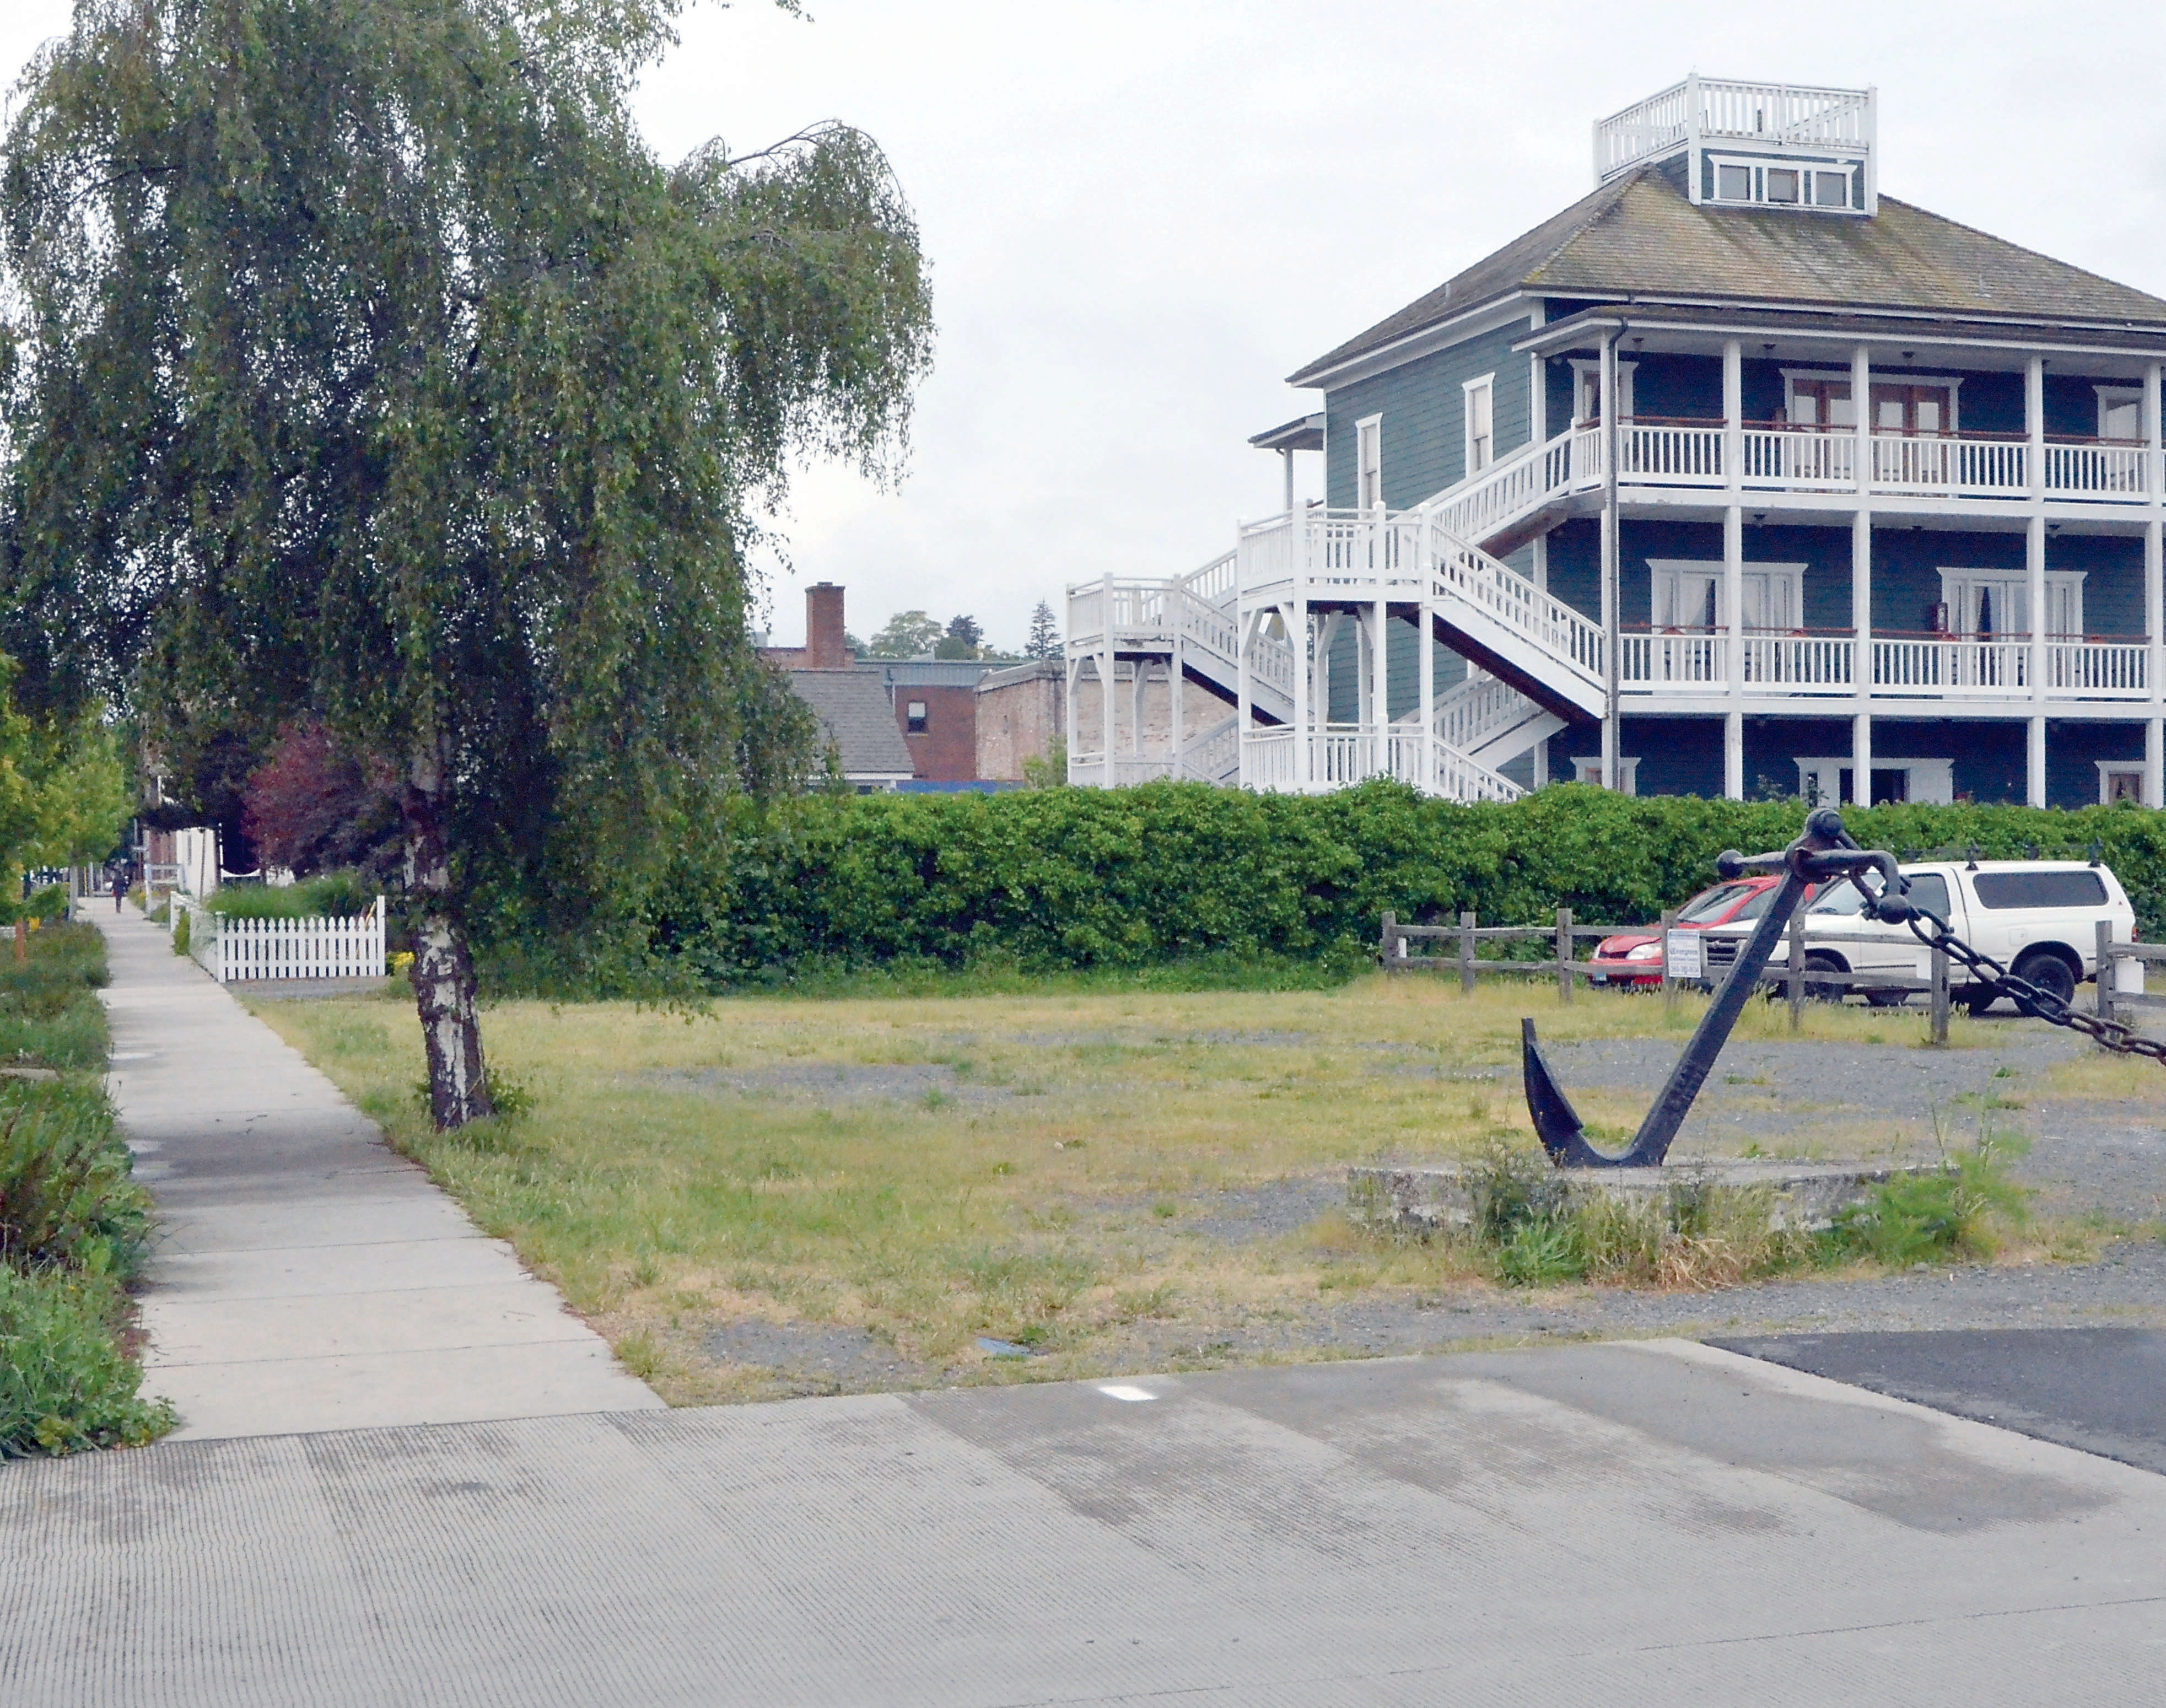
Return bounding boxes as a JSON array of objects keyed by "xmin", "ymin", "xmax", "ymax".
[
  {"xmin": 1242, "ymin": 725, "xmax": 1522, "ymax": 802},
  {"xmin": 1739, "ymin": 634, "xmax": 1855, "ymax": 692},
  {"xmin": 1619, "ymin": 633, "xmax": 1727, "ymax": 689},
  {"xmin": 173, "ymin": 895, "xmax": 387, "ymax": 983}
]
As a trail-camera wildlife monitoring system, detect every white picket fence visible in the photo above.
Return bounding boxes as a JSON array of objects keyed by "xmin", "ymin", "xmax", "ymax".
[{"xmin": 173, "ymin": 895, "xmax": 387, "ymax": 983}]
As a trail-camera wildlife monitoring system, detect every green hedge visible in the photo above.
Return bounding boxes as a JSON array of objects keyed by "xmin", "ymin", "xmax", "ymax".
[
  {"xmin": 0, "ymin": 924, "xmax": 171, "ymax": 1457},
  {"xmin": 613, "ymin": 783, "xmax": 2166, "ymax": 986}
]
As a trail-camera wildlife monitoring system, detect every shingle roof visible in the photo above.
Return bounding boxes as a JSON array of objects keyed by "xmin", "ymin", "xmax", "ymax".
[
  {"xmin": 786, "ymin": 670, "xmax": 915, "ymax": 780},
  {"xmin": 1291, "ymin": 160, "xmax": 2166, "ymax": 384}
]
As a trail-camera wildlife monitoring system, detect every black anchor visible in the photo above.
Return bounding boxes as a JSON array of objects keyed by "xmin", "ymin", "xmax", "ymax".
[{"xmin": 1521, "ymin": 807, "xmax": 1914, "ymax": 1169}]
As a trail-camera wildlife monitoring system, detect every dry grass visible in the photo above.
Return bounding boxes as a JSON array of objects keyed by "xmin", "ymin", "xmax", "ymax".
[{"xmin": 247, "ymin": 973, "xmax": 1994, "ymax": 1403}]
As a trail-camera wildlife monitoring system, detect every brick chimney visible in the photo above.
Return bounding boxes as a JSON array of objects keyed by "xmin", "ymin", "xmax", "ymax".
[{"xmin": 804, "ymin": 582, "xmax": 848, "ymax": 669}]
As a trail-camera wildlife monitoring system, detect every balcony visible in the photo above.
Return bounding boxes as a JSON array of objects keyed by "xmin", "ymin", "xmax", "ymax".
[
  {"xmin": 1609, "ymin": 418, "xmax": 2158, "ymax": 503},
  {"xmin": 1620, "ymin": 628, "xmax": 2151, "ymax": 703}
]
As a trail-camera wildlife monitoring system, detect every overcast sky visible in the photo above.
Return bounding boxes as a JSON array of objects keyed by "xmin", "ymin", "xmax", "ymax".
[{"xmin": 8, "ymin": 1, "xmax": 2166, "ymax": 651}]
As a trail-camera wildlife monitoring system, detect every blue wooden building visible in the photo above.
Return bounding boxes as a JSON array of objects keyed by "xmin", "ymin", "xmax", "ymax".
[{"xmin": 1066, "ymin": 78, "xmax": 2166, "ymax": 809}]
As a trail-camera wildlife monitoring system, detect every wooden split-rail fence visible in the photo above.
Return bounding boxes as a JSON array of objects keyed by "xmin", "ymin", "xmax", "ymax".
[
  {"xmin": 173, "ymin": 895, "xmax": 387, "ymax": 984},
  {"xmin": 1377, "ymin": 909, "xmax": 2088, "ymax": 1048}
]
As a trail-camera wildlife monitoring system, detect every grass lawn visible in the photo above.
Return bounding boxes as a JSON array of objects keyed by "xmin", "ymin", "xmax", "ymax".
[{"xmin": 251, "ymin": 974, "xmax": 2023, "ymax": 1404}]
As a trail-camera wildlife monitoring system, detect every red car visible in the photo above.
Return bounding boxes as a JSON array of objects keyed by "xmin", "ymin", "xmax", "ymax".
[{"xmin": 1586, "ymin": 876, "xmax": 1806, "ymax": 988}]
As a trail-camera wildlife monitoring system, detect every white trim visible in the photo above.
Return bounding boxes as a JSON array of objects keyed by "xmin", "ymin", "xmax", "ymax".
[
  {"xmin": 1780, "ymin": 367, "xmax": 1963, "ymax": 432},
  {"xmin": 2097, "ymin": 384, "xmax": 2145, "ymax": 441},
  {"xmin": 1936, "ymin": 567, "xmax": 2086, "ymax": 639},
  {"xmin": 1462, "ymin": 372, "xmax": 1496, "ymax": 475},
  {"xmin": 1795, "ymin": 756, "xmax": 1954, "ymax": 806},
  {"xmin": 1355, "ymin": 413, "xmax": 1383, "ymax": 511},
  {"xmin": 2097, "ymin": 759, "xmax": 2151, "ymax": 805},
  {"xmin": 1647, "ymin": 558, "xmax": 1806, "ymax": 631},
  {"xmin": 1572, "ymin": 755, "xmax": 1639, "ymax": 794},
  {"xmin": 1570, "ymin": 358, "xmax": 1636, "ymax": 423},
  {"xmin": 1516, "ymin": 313, "xmax": 2166, "ymax": 365},
  {"xmin": 1707, "ymin": 154, "xmax": 1863, "ymax": 214},
  {"xmin": 1294, "ymin": 293, "xmax": 1538, "ymax": 392}
]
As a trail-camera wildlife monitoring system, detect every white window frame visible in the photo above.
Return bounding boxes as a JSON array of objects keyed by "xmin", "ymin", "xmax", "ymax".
[
  {"xmin": 2098, "ymin": 761, "xmax": 2151, "ymax": 805},
  {"xmin": 1571, "ymin": 755, "xmax": 1639, "ymax": 794},
  {"xmin": 1355, "ymin": 413, "xmax": 1383, "ymax": 511},
  {"xmin": 1462, "ymin": 373, "xmax": 1496, "ymax": 475},
  {"xmin": 1937, "ymin": 568, "xmax": 2086, "ymax": 639},
  {"xmin": 2096, "ymin": 385, "xmax": 2145, "ymax": 441},
  {"xmin": 1781, "ymin": 368, "xmax": 1963, "ymax": 433},
  {"xmin": 1646, "ymin": 559, "xmax": 1807, "ymax": 632},
  {"xmin": 1569, "ymin": 359, "xmax": 1636, "ymax": 425},
  {"xmin": 1708, "ymin": 155, "xmax": 1859, "ymax": 213}
]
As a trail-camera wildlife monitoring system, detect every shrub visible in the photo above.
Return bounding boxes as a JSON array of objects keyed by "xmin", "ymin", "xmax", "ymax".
[
  {"xmin": 0, "ymin": 1267, "xmax": 174, "ymax": 1457},
  {"xmin": 0, "ymin": 1079, "xmax": 153, "ymax": 1277},
  {"xmin": 0, "ymin": 923, "xmax": 115, "ymax": 1069},
  {"xmin": 556, "ymin": 782, "xmax": 2166, "ymax": 991},
  {"xmin": 205, "ymin": 870, "xmax": 379, "ymax": 918}
]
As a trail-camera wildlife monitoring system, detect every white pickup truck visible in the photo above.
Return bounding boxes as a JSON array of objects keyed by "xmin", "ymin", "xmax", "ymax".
[{"xmin": 1702, "ymin": 859, "xmax": 2138, "ymax": 1014}]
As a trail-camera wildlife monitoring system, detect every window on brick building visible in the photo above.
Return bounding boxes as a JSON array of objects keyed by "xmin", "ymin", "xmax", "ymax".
[{"xmin": 906, "ymin": 701, "xmax": 928, "ymax": 733}]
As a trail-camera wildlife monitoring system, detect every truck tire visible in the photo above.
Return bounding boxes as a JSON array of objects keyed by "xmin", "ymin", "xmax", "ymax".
[
  {"xmin": 2009, "ymin": 950, "xmax": 2077, "ymax": 1015},
  {"xmin": 1964, "ymin": 987, "xmax": 2001, "ymax": 1017},
  {"xmin": 1802, "ymin": 951, "xmax": 1847, "ymax": 1004}
]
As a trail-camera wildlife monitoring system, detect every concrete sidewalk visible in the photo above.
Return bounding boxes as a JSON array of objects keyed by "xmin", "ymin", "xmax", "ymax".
[
  {"xmin": 5, "ymin": 1339, "xmax": 2163, "ymax": 1705},
  {"xmin": 94, "ymin": 903, "xmax": 659, "ymax": 1438}
]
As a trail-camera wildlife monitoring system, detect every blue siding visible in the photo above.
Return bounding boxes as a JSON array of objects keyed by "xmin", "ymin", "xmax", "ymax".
[{"xmin": 1324, "ymin": 318, "xmax": 1535, "ymax": 509}]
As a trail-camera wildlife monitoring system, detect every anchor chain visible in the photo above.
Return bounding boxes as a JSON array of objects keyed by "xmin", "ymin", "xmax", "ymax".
[{"xmin": 1890, "ymin": 905, "xmax": 2166, "ymax": 1064}]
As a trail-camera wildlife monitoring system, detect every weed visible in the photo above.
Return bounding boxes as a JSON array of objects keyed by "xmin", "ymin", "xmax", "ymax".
[{"xmin": 0, "ymin": 1268, "xmax": 176, "ymax": 1457}]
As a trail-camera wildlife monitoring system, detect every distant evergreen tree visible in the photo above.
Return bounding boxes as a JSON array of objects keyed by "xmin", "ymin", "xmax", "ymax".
[
  {"xmin": 935, "ymin": 613, "xmax": 984, "ymax": 660},
  {"xmin": 1025, "ymin": 601, "xmax": 1060, "ymax": 660}
]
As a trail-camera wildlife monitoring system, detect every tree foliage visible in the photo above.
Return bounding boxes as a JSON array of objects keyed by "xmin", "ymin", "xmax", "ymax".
[
  {"xmin": 0, "ymin": 0, "xmax": 934, "ymax": 1121},
  {"xmin": 1025, "ymin": 600, "xmax": 1060, "ymax": 660},
  {"xmin": 865, "ymin": 610, "xmax": 945, "ymax": 659}
]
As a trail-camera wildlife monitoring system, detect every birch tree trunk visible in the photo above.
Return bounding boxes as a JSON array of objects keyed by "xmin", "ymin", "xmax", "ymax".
[{"xmin": 401, "ymin": 752, "xmax": 493, "ymax": 1129}]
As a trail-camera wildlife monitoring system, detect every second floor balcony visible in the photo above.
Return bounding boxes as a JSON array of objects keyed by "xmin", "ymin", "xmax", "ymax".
[{"xmin": 1621, "ymin": 626, "xmax": 2150, "ymax": 704}]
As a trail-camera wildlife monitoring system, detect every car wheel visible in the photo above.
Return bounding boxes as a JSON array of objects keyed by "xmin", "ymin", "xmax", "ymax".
[
  {"xmin": 1802, "ymin": 951, "xmax": 1846, "ymax": 1004},
  {"xmin": 2009, "ymin": 950, "xmax": 2077, "ymax": 1015},
  {"xmin": 1963, "ymin": 988, "xmax": 2001, "ymax": 1017}
]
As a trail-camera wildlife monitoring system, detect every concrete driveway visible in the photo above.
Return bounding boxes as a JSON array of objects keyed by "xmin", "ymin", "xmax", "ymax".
[{"xmin": 6, "ymin": 1338, "xmax": 2162, "ymax": 1706}]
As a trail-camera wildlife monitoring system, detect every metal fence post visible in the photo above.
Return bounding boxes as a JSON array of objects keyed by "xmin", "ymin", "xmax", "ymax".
[
  {"xmin": 1659, "ymin": 907, "xmax": 1677, "ymax": 1014},
  {"xmin": 1786, "ymin": 909, "xmax": 1806, "ymax": 1033},
  {"xmin": 2097, "ymin": 919, "xmax": 2117, "ymax": 1041},
  {"xmin": 1380, "ymin": 910, "xmax": 1397, "ymax": 973},
  {"xmin": 1931, "ymin": 938, "xmax": 1950, "ymax": 1046},
  {"xmin": 1556, "ymin": 907, "xmax": 1574, "ymax": 1003},
  {"xmin": 1458, "ymin": 910, "xmax": 1477, "ymax": 995}
]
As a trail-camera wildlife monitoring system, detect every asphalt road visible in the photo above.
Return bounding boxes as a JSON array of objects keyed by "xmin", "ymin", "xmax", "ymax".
[
  {"xmin": 8, "ymin": 1339, "xmax": 2166, "ymax": 1706},
  {"xmin": 1715, "ymin": 1327, "xmax": 2166, "ymax": 1475}
]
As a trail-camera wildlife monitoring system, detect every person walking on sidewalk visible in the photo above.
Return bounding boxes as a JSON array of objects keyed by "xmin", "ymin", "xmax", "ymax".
[{"xmin": 111, "ymin": 866, "xmax": 126, "ymax": 914}]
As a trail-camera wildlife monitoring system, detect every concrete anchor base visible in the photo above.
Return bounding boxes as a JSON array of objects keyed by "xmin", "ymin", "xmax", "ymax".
[{"xmin": 1349, "ymin": 1159, "xmax": 1939, "ymax": 1235}]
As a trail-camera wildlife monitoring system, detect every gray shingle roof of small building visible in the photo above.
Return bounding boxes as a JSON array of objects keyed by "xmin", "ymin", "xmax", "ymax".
[
  {"xmin": 1291, "ymin": 160, "xmax": 2166, "ymax": 384},
  {"xmin": 786, "ymin": 670, "xmax": 914, "ymax": 780}
]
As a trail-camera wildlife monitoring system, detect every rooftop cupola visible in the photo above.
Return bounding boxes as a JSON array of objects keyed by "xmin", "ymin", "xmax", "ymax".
[{"xmin": 1594, "ymin": 76, "xmax": 1877, "ymax": 215}]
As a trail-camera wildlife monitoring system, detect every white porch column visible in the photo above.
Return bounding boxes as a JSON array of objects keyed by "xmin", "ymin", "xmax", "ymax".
[
  {"xmin": 1851, "ymin": 344, "xmax": 1873, "ymax": 808},
  {"xmin": 2149, "ymin": 517, "xmax": 2164, "ymax": 809},
  {"xmin": 1169, "ymin": 623, "xmax": 1184, "ymax": 777},
  {"xmin": 1724, "ymin": 505, "xmax": 1744, "ymax": 797},
  {"xmin": 1100, "ymin": 607, "xmax": 1115, "ymax": 788},
  {"xmin": 1418, "ymin": 608, "xmax": 1435, "ymax": 794},
  {"xmin": 2028, "ymin": 511, "xmax": 2048, "ymax": 791},
  {"xmin": 1725, "ymin": 712, "xmax": 1744, "ymax": 802},
  {"xmin": 2028, "ymin": 714, "xmax": 2048, "ymax": 809},
  {"xmin": 1601, "ymin": 331, "xmax": 1621, "ymax": 790},
  {"xmin": 1851, "ymin": 508, "xmax": 1872, "ymax": 804},
  {"xmin": 1064, "ymin": 654, "xmax": 1080, "ymax": 784},
  {"xmin": 1852, "ymin": 344, "xmax": 1871, "ymax": 499},
  {"xmin": 2148, "ymin": 358, "xmax": 2163, "ymax": 807},
  {"xmin": 2027, "ymin": 355, "xmax": 2047, "ymax": 501},
  {"xmin": 1292, "ymin": 507, "xmax": 1311, "ymax": 787},
  {"xmin": 1236, "ymin": 608, "xmax": 1254, "ymax": 789}
]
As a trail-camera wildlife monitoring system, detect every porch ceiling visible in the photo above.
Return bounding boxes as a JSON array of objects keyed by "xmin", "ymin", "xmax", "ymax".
[{"xmin": 1516, "ymin": 304, "xmax": 2166, "ymax": 375}]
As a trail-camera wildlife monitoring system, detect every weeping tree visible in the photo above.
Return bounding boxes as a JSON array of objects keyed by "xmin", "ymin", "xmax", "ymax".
[{"xmin": 0, "ymin": 0, "xmax": 933, "ymax": 1124}]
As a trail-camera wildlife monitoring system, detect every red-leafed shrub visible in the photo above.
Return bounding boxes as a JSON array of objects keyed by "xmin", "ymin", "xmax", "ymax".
[{"xmin": 241, "ymin": 720, "xmax": 401, "ymax": 880}]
